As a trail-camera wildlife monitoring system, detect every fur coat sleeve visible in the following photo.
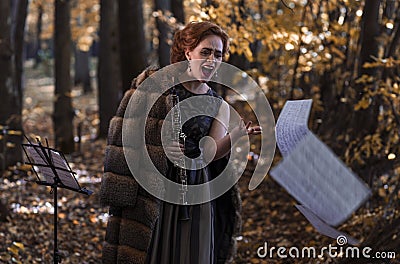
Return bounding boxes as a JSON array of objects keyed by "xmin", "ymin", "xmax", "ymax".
[{"xmin": 100, "ymin": 67, "xmax": 242, "ymax": 264}]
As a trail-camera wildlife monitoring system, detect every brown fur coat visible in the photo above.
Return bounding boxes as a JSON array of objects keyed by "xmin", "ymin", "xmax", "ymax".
[{"xmin": 100, "ymin": 67, "xmax": 242, "ymax": 264}]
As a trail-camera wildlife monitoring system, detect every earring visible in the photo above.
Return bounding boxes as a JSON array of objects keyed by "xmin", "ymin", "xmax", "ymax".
[
  {"xmin": 188, "ymin": 60, "xmax": 191, "ymax": 72},
  {"xmin": 214, "ymin": 71, "xmax": 218, "ymax": 78}
]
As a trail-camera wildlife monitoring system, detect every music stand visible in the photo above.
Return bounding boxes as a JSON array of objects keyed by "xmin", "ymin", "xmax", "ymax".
[{"xmin": 22, "ymin": 137, "xmax": 93, "ymax": 264}]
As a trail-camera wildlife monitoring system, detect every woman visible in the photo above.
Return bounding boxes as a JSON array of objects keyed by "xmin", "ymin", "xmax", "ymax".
[{"xmin": 100, "ymin": 21, "xmax": 261, "ymax": 264}]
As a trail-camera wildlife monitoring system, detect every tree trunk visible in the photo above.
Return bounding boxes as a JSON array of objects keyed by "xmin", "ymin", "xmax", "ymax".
[
  {"xmin": 383, "ymin": 8, "xmax": 400, "ymax": 79},
  {"xmin": 358, "ymin": 0, "xmax": 381, "ymax": 77},
  {"xmin": 0, "ymin": 0, "xmax": 14, "ymax": 170},
  {"xmin": 12, "ymin": 0, "xmax": 28, "ymax": 110},
  {"xmin": 155, "ymin": 0, "xmax": 172, "ymax": 67},
  {"xmin": 9, "ymin": 0, "xmax": 28, "ymax": 167},
  {"xmin": 54, "ymin": 0, "xmax": 74, "ymax": 153},
  {"xmin": 0, "ymin": 200, "xmax": 9, "ymax": 222},
  {"xmin": 74, "ymin": 48, "xmax": 92, "ymax": 94},
  {"xmin": 118, "ymin": 0, "xmax": 147, "ymax": 90},
  {"xmin": 98, "ymin": 0, "xmax": 121, "ymax": 138},
  {"xmin": 34, "ymin": 3, "xmax": 43, "ymax": 67},
  {"xmin": 226, "ymin": 0, "xmax": 250, "ymax": 70},
  {"xmin": 171, "ymin": 0, "xmax": 184, "ymax": 23},
  {"xmin": 0, "ymin": 0, "xmax": 24, "ymax": 171},
  {"xmin": 349, "ymin": 0, "xmax": 381, "ymax": 140},
  {"xmin": 0, "ymin": 0, "xmax": 13, "ymax": 213}
]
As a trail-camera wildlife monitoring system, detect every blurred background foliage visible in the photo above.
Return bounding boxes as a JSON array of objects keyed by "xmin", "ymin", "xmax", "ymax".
[{"xmin": 0, "ymin": 0, "xmax": 399, "ymax": 262}]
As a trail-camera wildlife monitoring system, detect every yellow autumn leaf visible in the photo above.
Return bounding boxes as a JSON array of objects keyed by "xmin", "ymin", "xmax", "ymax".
[
  {"xmin": 12, "ymin": 243, "xmax": 24, "ymax": 251},
  {"xmin": 7, "ymin": 246, "xmax": 19, "ymax": 256},
  {"xmin": 354, "ymin": 97, "xmax": 370, "ymax": 110}
]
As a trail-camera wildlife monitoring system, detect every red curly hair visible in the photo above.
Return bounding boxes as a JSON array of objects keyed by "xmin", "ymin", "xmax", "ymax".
[{"xmin": 170, "ymin": 21, "xmax": 230, "ymax": 64}]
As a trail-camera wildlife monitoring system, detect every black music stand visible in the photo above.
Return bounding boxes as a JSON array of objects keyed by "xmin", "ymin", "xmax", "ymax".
[{"xmin": 22, "ymin": 137, "xmax": 92, "ymax": 264}]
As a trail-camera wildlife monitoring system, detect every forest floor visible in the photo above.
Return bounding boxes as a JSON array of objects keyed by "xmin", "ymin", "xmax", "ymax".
[{"xmin": 0, "ymin": 61, "xmax": 397, "ymax": 263}]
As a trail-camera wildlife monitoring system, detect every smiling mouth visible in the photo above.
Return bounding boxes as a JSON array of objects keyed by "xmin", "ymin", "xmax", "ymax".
[{"xmin": 201, "ymin": 65, "xmax": 215, "ymax": 77}]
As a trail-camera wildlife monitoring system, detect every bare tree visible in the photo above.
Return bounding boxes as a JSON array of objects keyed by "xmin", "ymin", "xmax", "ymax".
[
  {"xmin": 118, "ymin": 0, "xmax": 147, "ymax": 90},
  {"xmin": 74, "ymin": 47, "xmax": 92, "ymax": 94},
  {"xmin": 349, "ymin": 0, "xmax": 381, "ymax": 141},
  {"xmin": 98, "ymin": 0, "xmax": 121, "ymax": 138},
  {"xmin": 225, "ymin": 0, "xmax": 250, "ymax": 70},
  {"xmin": 0, "ymin": 199, "xmax": 9, "ymax": 222},
  {"xmin": 12, "ymin": 0, "xmax": 29, "ymax": 110},
  {"xmin": 155, "ymin": 0, "xmax": 172, "ymax": 67},
  {"xmin": 34, "ymin": 2, "xmax": 43, "ymax": 67},
  {"xmin": 0, "ymin": 0, "xmax": 28, "ymax": 220},
  {"xmin": 0, "ymin": 0, "xmax": 15, "ymax": 170},
  {"xmin": 54, "ymin": 0, "xmax": 74, "ymax": 153},
  {"xmin": 358, "ymin": 0, "xmax": 381, "ymax": 77},
  {"xmin": 0, "ymin": 0, "xmax": 28, "ymax": 170},
  {"xmin": 72, "ymin": 0, "xmax": 92, "ymax": 94},
  {"xmin": 171, "ymin": 0, "xmax": 184, "ymax": 23}
]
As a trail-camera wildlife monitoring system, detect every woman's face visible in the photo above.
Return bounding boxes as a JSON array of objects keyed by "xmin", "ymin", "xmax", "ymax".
[{"xmin": 185, "ymin": 34, "xmax": 223, "ymax": 81}]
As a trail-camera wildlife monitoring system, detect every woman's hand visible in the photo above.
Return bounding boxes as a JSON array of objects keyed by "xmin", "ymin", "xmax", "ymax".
[
  {"xmin": 203, "ymin": 118, "xmax": 262, "ymax": 162},
  {"xmin": 243, "ymin": 120, "xmax": 262, "ymax": 136},
  {"xmin": 164, "ymin": 141, "xmax": 185, "ymax": 164},
  {"xmin": 231, "ymin": 119, "xmax": 262, "ymax": 139}
]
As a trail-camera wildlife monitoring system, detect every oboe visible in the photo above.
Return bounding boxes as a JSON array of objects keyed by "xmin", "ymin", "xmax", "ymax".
[{"xmin": 170, "ymin": 87, "xmax": 188, "ymax": 209}]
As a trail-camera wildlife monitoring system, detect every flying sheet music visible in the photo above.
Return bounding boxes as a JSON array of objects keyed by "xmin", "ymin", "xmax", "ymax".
[
  {"xmin": 270, "ymin": 100, "xmax": 371, "ymax": 236},
  {"xmin": 275, "ymin": 99, "xmax": 312, "ymax": 157},
  {"xmin": 295, "ymin": 205, "xmax": 360, "ymax": 245},
  {"xmin": 25, "ymin": 145, "xmax": 80, "ymax": 190}
]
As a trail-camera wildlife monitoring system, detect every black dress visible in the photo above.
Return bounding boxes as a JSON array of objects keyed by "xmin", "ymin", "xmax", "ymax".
[{"xmin": 147, "ymin": 84, "xmax": 223, "ymax": 264}]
